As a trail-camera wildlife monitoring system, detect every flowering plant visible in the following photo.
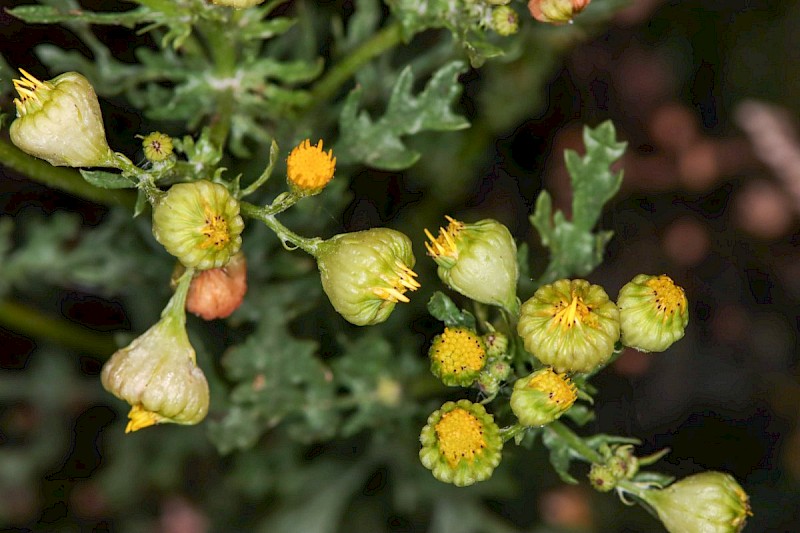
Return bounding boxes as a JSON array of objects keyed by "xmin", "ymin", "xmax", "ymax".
[{"xmin": 0, "ymin": 1, "xmax": 753, "ymax": 531}]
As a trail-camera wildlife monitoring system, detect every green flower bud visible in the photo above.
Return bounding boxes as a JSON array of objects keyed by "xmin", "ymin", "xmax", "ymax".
[
  {"xmin": 589, "ymin": 463, "xmax": 617, "ymax": 492},
  {"xmin": 141, "ymin": 131, "xmax": 174, "ymax": 163},
  {"xmin": 425, "ymin": 217, "xmax": 518, "ymax": 312},
  {"xmin": 608, "ymin": 445, "xmax": 638, "ymax": 480},
  {"xmin": 510, "ymin": 367, "xmax": 577, "ymax": 426},
  {"xmin": 10, "ymin": 70, "xmax": 115, "ymax": 167},
  {"xmin": 617, "ymin": 274, "xmax": 689, "ymax": 352},
  {"xmin": 429, "ymin": 327, "xmax": 487, "ymax": 387},
  {"xmin": 492, "ymin": 6, "xmax": 519, "ymax": 36},
  {"xmin": 640, "ymin": 472, "xmax": 751, "ymax": 533},
  {"xmin": 101, "ymin": 270, "xmax": 209, "ymax": 432},
  {"xmin": 481, "ymin": 331, "xmax": 509, "ymax": 358},
  {"xmin": 152, "ymin": 180, "xmax": 244, "ymax": 270},
  {"xmin": 211, "ymin": 0, "xmax": 265, "ymax": 7},
  {"xmin": 316, "ymin": 228, "xmax": 419, "ymax": 326},
  {"xmin": 517, "ymin": 279, "xmax": 620, "ymax": 373},
  {"xmin": 419, "ymin": 400, "xmax": 503, "ymax": 487},
  {"xmin": 527, "ymin": 0, "xmax": 591, "ymax": 24}
]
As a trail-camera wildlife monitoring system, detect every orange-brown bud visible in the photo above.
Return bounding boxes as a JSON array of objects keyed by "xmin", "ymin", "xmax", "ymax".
[{"xmin": 185, "ymin": 252, "xmax": 247, "ymax": 320}]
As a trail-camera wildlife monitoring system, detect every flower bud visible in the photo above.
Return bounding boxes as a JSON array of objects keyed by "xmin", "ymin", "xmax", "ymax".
[
  {"xmin": 419, "ymin": 400, "xmax": 503, "ymax": 487},
  {"xmin": 316, "ymin": 228, "xmax": 419, "ymax": 326},
  {"xmin": 425, "ymin": 217, "xmax": 518, "ymax": 312},
  {"xmin": 152, "ymin": 180, "xmax": 245, "ymax": 270},
  {"xmin": 9, "ymin": 70, "xmax": 115, "ymax": 167},
  {"xmin": 185, "ymin": 252, "xmax": 247, "ymax": 320},
  {"xmin": 492, "ymin": 6, "xmax": 519, "ymax": 36},
  {"xmin": 510, "ymin": 367, "xmax": 577, "ymax": 426},
  {"xmin": 527, "ymin": 0, "xmax": 590, "ymax": 24},
  {"xmin": 286, "ymin": 139, "xmax": 336, "ymax": 196},
  {"xmin": 617, "ymin": 274, "xmax": 689, "ymax": 352},
  {"xmin": 481, "ymin": 331, "xmax": 509, "ymax": 358},
  {"xmin": 589, "ymin": 463, "xmax": 617, "ymax": 492},
  {"xmin": 517, "ymin": 279, "xmax": 620, "ymax": 373},
  {"xmin": 211, "ymin": 0, "xmax": 265, "ymax": 7},
  {"xmin": 429, "ymin": 327, "xmax": 487, "ymax": 387},
  {"xmin": 141, "ymin": 131, "xmax": 174, "ymax": 163},
  {"xmin": 640, "ymin": 472, "xmax": 751, "ymax": 533},
  {"xmin": 101, "ymin": 272, "xmax": 209, "ymax": 432}
]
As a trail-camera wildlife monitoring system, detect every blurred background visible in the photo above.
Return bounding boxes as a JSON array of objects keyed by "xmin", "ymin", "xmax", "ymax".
[{"xmin": 1, "ymin": 0, "xmax": 799, "ymax": 531}]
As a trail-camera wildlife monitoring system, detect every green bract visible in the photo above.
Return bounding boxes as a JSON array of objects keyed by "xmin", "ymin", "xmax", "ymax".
[
  {"xmin": 640, "ymin": 472, "xmax": 751, "ymax": 533},
  {"xmin": 101, "ymin": 270, "xmax": 209, "ymax": 432},
  {"xmin": 510, "ymin": 367, "xmax": 577, "ymax": 426},
  {"xmin": 419, "ymin": 400, "xmax": 503, "ymax": 487},
  {"xmin": 425, "ymin": 217, "xmax": 518, "ymax": 312},
  {"xmin": 152, "ymin": 180, "xmax": 244, "ymax": 270},
  {"xmin": 617, "ymin": 274, "xmax": 689, "ymax": 352},
  {"xmin": 10, "ymin": 70, "xmax": 116, "ymax": 168},
  {"xmin": 315, "ymin": 228, "xmax": 419, "ymax": 326},
  {"xmin": 517, "ymin": 279, "xmax": 620, "ymax": 373}
]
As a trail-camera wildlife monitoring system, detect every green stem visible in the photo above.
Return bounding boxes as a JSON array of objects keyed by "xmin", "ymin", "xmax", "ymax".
[
  {"xmin": 240, "ymin": 200, "xmax": 322, "ymax": 255},
  {"xmin": 162, "ymin": 267, "xmax": 195, "ymax": 325},
  {"xmin": 199, "ymin": 13, "xmax": 240, "ymax": 150},
  {"xmin": 500, "ymin": 423, "xmax": 529, "ymax": 443},
  {"xmin": 547, "ymin": 420, "xmax": 605, "ymax": 464},
  {"xmin": 0, "ymin": 299, "xmax": 118, "ymax": 357},
  {"xmin": 307, "ymin": 22, "xmax": 404, "ymax": 106},
  {"xmin": 239, "ymin": 140, "xmax": 279, "ymax": 198},
  {"xmin": 0, "ymin": 137, "xmax": 136, "ymax": 209}
]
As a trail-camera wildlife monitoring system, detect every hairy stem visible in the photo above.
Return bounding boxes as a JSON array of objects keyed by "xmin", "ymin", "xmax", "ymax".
[
  {"xmin": 240, "ymin": 200, "xmax": 322, "ymax": 254},
  {"xmin": 0, "ymin": 137, "xmax": 136, "ymax": 209},
  {"xmin": 547, "ymin": 420, "xmax": 605, "ymax": 464},
  {"xmin": 0, "ymin": 299, "xmax": 118, "ymax": 357}
]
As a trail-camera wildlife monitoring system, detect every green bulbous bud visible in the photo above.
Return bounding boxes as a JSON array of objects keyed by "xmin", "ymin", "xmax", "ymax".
[
  {"xmin": 211, "ymin": 0, "xmax": 265, "ymax": 7},
  {"xmin": 640, "ymin": 472, "xmax": 751, "ymax": 533},
  {"xmin": 101, "ymin": 271, "xmax": 209, "ymax": 432},
  {"xmin": 425, "ymin": 217, "xmax": 518, "ymax": 312},
  {"xmin": 618, "ymin": 274, "xmax": 689, "ymax": 352},
  {"xmin": 419, "ymin": 400, "xmax": 503, "ymax": 487},
  {"xmin": 510, "ymin": 367, "xmax": 577, "ymax": 426},
  {"xmin": 518, "ymin": 279, "xmax": 620, "ymax": 373},
  {"xmin": 492, "ymin": 6, "xmax": 519, "ymax": 36},
  {"xmin": 589, "ymin": 463, "xmax": 617, "ymax": 492},
  {"xmin": 152, "ymin": 180, "xmax": 244, "ymax": 270},
  {"xmin": 10, "ymin": 70, "xmax": 115, "ymax": 167},
  {"xmin": 481, "ymin": 331, "xmax": 509, "ymax": 358},
  {"xmin": 316, "ymin": 228, "xmax": 419, "ymax": 326}
]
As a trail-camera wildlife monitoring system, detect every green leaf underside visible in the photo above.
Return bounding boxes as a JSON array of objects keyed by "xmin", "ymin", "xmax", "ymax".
[
  {"xmin": 337, "ymin": 61, "xmax": 469, "ymax": 170},
  {"xmin": 427, "ymin": 291, "xmax": 477, "ymax": 330},
  {"xmin": 530, "ymin": 121, "xmax": 626, "ymax": 285},
  {"xmin": 80, "ymin": 170, "xmax": 138, "ymax": 189}
]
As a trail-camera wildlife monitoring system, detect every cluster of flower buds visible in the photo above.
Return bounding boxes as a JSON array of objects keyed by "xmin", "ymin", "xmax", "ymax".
[{"xmin": 517, "ymin": 275, "xmax": 689, "ymax": 374}]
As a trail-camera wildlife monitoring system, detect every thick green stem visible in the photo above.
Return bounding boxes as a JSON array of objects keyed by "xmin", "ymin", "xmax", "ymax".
[
  {"xmin": 0, "ymin": 299, "xmax": 118, "ymax": 357},
  {"xmin": 308, "ymin": 22, "xmax": 404, "ymax": 106},
  {"xmin": 547, "ymin": 420, "xmax": 605, "ymax": 464},
  {"xmin": 199, "ymin": 14, "xmax": 240, "ymax": 150},
  {"xmin": 0, "ymin": 137, "xmax": 136, "ymax": 209}
]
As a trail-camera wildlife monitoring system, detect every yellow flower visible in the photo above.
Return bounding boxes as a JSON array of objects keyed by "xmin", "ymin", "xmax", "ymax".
[
  {"xmin": 419, "ymin": 400, "xmax": 503, "ymax": 486},
  {"xmin": 429, "ymin": 327, "xmax": 487, "ymax": 386},
  {"xmin": 141, "ymin": 131, "xmax": 174, "ymax": 162},
  {"xmin": 510, "ymin": 368, "xmax": 577, "ymax": 426},
  {"xmin": 287, "ymin": 139, "xmax": 336, "ymax": 195}
]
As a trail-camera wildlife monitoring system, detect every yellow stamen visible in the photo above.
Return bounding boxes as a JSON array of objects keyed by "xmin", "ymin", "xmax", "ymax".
[
  {"xmin": 125, "ymin": 405, "xmax": 167, "ymax": 433},
  {"xmin": 645, "ymin": 275, "xmax": 687, "ymax": 322},
  {"xmin": 424, "ymin": 216, "xmax": 464, "ymax": 259},
  {"xmin": 199, "ymin": 205, "xmax": 230, "ymax": 250},
  {"xmin": 372, "ymin": 261, "xmax": 420, "ymax": 303},
  {"xmin": 549, "ymin": 295, "xmax": 591, "ymax": 331},
  {"xmin": 527, "ymin": 368, "xmax": 577, "ymax": 407},
  {"xmin": 435, "ymin": 408, "xmax": 487, "ymax": 467}
]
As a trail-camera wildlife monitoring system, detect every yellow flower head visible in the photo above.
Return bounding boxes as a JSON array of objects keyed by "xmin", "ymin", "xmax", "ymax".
[
  {"xmin": 419, "ymin": 400, "xmax": 503, "ymax": 486},
  {"xmin": 429, "ymin": 327, "xmax": 487, "ymax": 386},
  {"xmin": 617, "ymin": 274, "xmax": 689, "ymax": 352},
  {"xmin": 511, "ymin": 367, "xmax": 577, "ymax": 426},
  {"xmin": 287, "ymin": 139, "xmax": 336, "ymax": 195},
  {"xmin": 424, "ymin": 216, "xmax": 464, "ymax": 261},
  {"xmin": 142, "ymin": 131, "xmax": 174, "ymax": 162},
  {"xmin": 13, "ymin": 69, "xmax": 53, "ymax": 116}
]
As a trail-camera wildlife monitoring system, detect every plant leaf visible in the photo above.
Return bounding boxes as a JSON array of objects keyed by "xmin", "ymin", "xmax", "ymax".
[{"xmin": 427, "ymin": 291, "xmax": 477, "ymax": 330}]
